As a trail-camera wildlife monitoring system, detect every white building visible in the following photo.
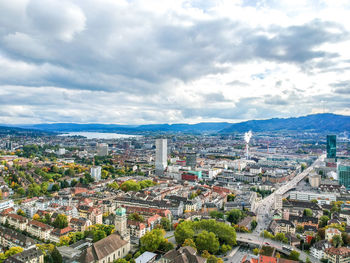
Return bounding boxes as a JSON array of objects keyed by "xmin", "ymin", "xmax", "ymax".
[
  {"xmin": 274, "ymin": 194, "xmax": 282, "ymax": 210},
  {"xmin": 155, "ymin": 139, "xmax": 167, "ymax": 175},
  {"xmin": 311, "ymin": 240, "xmax": 331, "ymax": 260},
  {"xmin": 91, "ymin": 166, "xmax": 102, "ymax": 182},
  {"xmin": 57, "ymin": 148, "xmax": 66, "ymax": 155},
  {"xmin": 97, "ymin": 143, "xmax": 109, "ymax": 156},
  {"xmin": 289, "ymin": 191, "xmax": 337, "ymax": 205},
  {"xmin": 0, "ymin": 200, "xmax": 14, "ymax": 212}
]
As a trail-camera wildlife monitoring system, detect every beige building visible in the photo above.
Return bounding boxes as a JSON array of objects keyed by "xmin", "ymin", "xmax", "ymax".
[
  {"xmin": 325, "ymin": 228, "xmax": 341, "ymax": 241},
  {"xmin": 325, "ymin": 247, "xmax": 350, "ymax": 263},
  {"xmin": 269, "ymin": 219, "xmax": 295, "ymax": 235},
  {"xmin": 7, "ymin": 214, "xmax": 28, "ymax": 231},
  {"xmin": 6, "ymin": 247, "xmax": 44, "ymax": 263},
  {"xmin": 79, "ymin": 233, "xmax": 130, "ymax": 263},
  {"xmin": 309, "ymin": 174, "xmax": 321, "ymax": 188},
  {"xmin": 26, "ymin": 220, "xmax": 53, "ymax": 241}
]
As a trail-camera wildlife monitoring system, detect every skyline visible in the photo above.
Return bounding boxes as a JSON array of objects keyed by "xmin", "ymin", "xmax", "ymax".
[{"xmin": 1, "ymin": 0, "xmax": 350, "ymax": 124}]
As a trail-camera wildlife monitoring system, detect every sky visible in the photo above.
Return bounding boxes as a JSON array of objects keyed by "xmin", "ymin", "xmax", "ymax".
[{"xmin": 0, "ymin": 0, "xmax": 350, "ymax": 124}]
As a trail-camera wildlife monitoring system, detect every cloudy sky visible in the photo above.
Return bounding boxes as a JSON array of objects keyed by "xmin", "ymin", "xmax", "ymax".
[{"xmin": 1, "ymin": 0, "xmax": 350, "ymax": 124}]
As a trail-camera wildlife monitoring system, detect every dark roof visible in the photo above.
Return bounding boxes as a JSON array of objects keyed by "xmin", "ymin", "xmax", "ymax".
[
  {"xmin": 312, "ymin": 240, "xmax": 331, "ymax": 250},
  {"xmin": 5, "ymin": 248, "xmax": 43, "ymax": 263},
  {"xmin": 284, "ymin": 199, "xmax": 321, "ymax": 210}
]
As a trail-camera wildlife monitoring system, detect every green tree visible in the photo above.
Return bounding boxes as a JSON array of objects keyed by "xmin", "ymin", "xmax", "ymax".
[
  {"xmin": 52, "ymin": 184, "xmax": 60, "ymax": 192},
  {"xmin": 139, "ymin": 179, "xmax": 156, "ymax": 189},
  {"xmin": 115, "ymin": 259, "xmax": 127, "ymax": 263},
  {"xmin": 41, "ymin": 182, "xmax": 48, "ymax": 195},
  {"xmin": 174, "ymin": 221, "xmax": 195, "ymax": 245},
  {"xmin": 226, "ymin": 209, "xmax": 244, "ymax": 224},
  {"xmin": 53, "ymin": 214, "xmax": 68, "ymax": 229},
  {"xmin": 160, "ymin": 217, "xmax": 172, "ymax": 231},
  {"xmin": 140, "ymin": 229, "xmax": 166, "ymax": 252},
  {"xmin": 274, "ymin": 233, "xmax": 288, "ymax": 243},
  {"xmin": 250, "ymin": 220, "xmax": 258, "ymax": 230},
  {"xmin": 183, "ymin": 238, "xmax": 196, "ymax": 249},
  {"xmin": 128, "ymin": 213, "xmax": 144, "ymax": 222},
  {"xmin": 120, "ymin": 180, "xmax": 141, "ymax": 192},
  {"xmin": 227, "ymin": 194, "xmax": 235, "ymax": 202},
  {"xmin": 195, "ymin": 231, "xmax": 220, "ymax": 254},
  {"xmin": 209, "ymin": 211, "xmax": 224, "ymax": 219},
  {"xmin": 17, "ymin": 209, "xmax": 26, "ymax": 217},
  {"xmin": 303, "ymin": 208, "xmax": 313, "ymax": 217},
  {"xmin": 107, "ymin": 182, "xmax": 119, "ymax": 190},
  {"xmin": 27, "ymin": 183, "xmax": 42, "ymax": 197},
  {"xmin": 332, "ymin": 234, "xmax": 343, "ymax": 248},
  {"xmin": 51, "ymin": 247, "xmax": 62, "ymax": 263},
  {"xmin": 319, "ymin": 216, "xmax": 330, "ymax": 228},
  {"xmin": 306, "ymin": 257, "xmax": 312, "ymax": 263},
  {"xmin": 253, "ymin": 248, "xmax": 260, "ymax": 255},
  {"xmin": 289, "ymin": 250, "xmax": 300, "ymax": 261},
  {"xmin": 92, "ymin": 230, "xmax": 106, "ymax": 242},
  {"xmin": 296, "ymin": 225, "xmax": 304, "ymax": 233},
  {"xmin": 16, "ymin": 187, "xmax": 25, "ymax": 196}
]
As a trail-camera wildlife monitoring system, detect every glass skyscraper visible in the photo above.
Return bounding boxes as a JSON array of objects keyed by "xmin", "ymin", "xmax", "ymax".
[
  {"xmin": 326, "ymin": 135, "xmax": 336, "ymax": 158},
  {"xmin": 339, "ymin": 164, "xmax": 350, "ymax": 189}
]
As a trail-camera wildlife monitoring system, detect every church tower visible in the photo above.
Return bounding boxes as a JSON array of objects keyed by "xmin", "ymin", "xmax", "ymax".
[{"xmin": 114, "ymin": 207, "xmax": 129, "ymax": 241}]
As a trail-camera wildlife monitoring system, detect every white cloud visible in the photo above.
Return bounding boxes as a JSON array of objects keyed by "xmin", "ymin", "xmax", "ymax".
[{"xmin": 0, "ymin": 0, "xmax": 349, "ymax": 124}]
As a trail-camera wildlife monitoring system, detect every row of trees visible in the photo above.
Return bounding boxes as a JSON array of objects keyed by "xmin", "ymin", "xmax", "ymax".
[
  {"xmin": 108, "ymin": 179, "xmax": 157, "ymax": 192},
  {"xmin": 209, "ymin": 209, "xmax": 247, "ymax": 225},
  {"xmin": 260, "ymin": 230, "xmax": 289, "ymax": 243}
]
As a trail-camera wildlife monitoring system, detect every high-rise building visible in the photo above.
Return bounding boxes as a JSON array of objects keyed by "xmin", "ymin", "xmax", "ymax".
[
  {"xmin": 186, "ymin": 152, "xmax": 197, "ymax": 169},
  {"xmin": 327, "ymin": 135, "xmax": 336, "ymax": 159},
  {"xmin": 274, "ymin": 194, "xmax": 282, "ymax": 210},
  {"xmin": 57, "ymin": 148, "xmax": 66, "ymax": 155},
  {"xmin": 309, "ymin": 174, "xmax": 321, "ymax": 188},
  {"xmin": 339, "ymin": 162, "xmax": 350, "ymax": 189},
  {"xmin": 91, "ymin": 166, "xmax": 102, "ymax": 181},
  {"xmin": 5, "ymin": 141, "xmax": 13, "ymax": 151},
  {"xmin": 155, "ymin": 139, "xmax": 167, "ymax": 175},
  {"xmin": 97, "ymin": 143, "xmax": 109, "ymax": 156}
]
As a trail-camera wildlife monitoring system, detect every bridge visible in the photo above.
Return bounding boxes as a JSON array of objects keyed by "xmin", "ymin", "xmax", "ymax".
[{"xmin": 236, "ymin": 233, "xmax": 320, "ymax": 263}]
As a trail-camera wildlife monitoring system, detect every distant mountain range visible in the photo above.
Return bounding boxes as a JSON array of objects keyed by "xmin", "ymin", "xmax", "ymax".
[
  {"xmin": 3, "ymin": 113, "xmax": 350, "ymax": 135},
  {"xmin": 0, "ymin": 126, "xmax": 54, "ymax": 136},
  {"xmin": 220, "ymin": 113, "xmax": 350, "ymax": 133}
]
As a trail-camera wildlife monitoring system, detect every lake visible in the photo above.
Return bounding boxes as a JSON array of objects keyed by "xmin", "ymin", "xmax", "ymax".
[{"xmin": 59, "ymin": 132, "xmax": 141, "ymax": 139}]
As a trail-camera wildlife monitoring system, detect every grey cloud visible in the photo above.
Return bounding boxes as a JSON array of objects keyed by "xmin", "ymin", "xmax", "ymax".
[
  {"xmin": 330, "ymin": 81, "xmax": 350, "ymax": 94},
  {"xmin": 0, "ymin": 0, "xmax": 349, "ymax": 124},
  {"xmin": 264, "ymin": 95, "xmax": 289, "ymax": 105},
  {"xmin": 226, "ymin": 80, "xmax": 249, "ymax": 86}
]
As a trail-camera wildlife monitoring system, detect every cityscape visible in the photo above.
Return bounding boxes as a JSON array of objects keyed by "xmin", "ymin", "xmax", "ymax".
[{"xmin": 1, "ymin": 1, "xmax": 350, "ymax": 263}]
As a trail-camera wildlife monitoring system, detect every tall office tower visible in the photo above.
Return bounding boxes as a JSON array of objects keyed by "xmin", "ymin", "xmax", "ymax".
[
  {"xmin": 274, "ymin": 193, "xmax": 283, "ymax": 210},
  {"xmin": 91, "ymin": 166, "xmax": 102, "ymax": 181},
  {"xmin": 155, "ymin": 139, "xmax": 167, "ymax": 176},
  {"xmin": 186, "ymin": 152, "xmax": 197, "ymax": 170},
  {"xmin": 339, "ymin": 161, "xmax": 350, "ymax": 189},
  {"xmin": 327, "ymin": 135, "xmax": 336, "ymax": 158},
  {"xmin": 5, "ymin": 141, "xmax": 13, "ymax": 151}
]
